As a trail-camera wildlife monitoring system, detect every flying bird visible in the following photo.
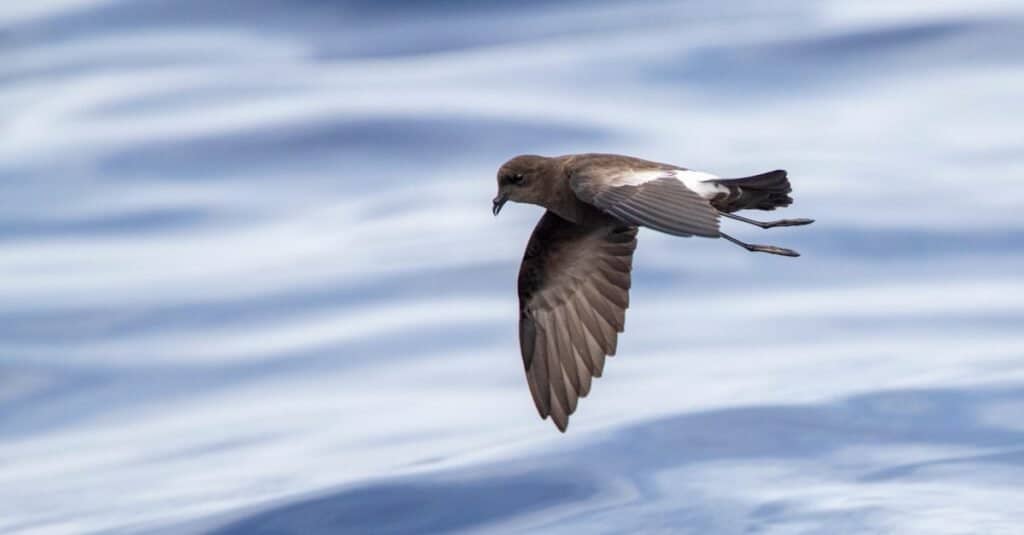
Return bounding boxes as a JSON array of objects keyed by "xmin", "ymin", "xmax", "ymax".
[{"xmin": 492, "ymin": 153, "xmax": 813, "ymax": 432}]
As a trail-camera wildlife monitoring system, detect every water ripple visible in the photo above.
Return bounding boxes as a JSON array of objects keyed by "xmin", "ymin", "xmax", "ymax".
[{"xmin": 2, "ymin": 1, "xmax": 1024, "ymax": 533}]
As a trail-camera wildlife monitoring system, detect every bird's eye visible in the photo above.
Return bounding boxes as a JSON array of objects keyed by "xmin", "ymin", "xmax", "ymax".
[{"xmin": 507, "ymin": 173, "xmax": 525, "ymax": 185}]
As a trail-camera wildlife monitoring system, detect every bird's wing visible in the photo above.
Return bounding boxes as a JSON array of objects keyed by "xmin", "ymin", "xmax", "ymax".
[
  {"xmin": 518, "ymin": 210, "xmax": 638, "ymax": 432},
  {"xmin": 570, "ymin": 164, "xmax": 721, "ymax": 237}
]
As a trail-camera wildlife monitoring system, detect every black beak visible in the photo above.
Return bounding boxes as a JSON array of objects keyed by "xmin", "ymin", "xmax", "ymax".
[{"xmin": 492, "ymin": 194, "xmax": 507, "ymax": 216}]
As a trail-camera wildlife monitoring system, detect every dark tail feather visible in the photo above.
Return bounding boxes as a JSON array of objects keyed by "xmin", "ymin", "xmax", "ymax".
[{"xmin": 710, "ymin": 170, "xmax": 792, "ymax": 212}]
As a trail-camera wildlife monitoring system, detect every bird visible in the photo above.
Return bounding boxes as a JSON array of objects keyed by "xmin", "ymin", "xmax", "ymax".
[{"xmin": 492, "ymin": 153, "xmax": 813, "ymax": 432}]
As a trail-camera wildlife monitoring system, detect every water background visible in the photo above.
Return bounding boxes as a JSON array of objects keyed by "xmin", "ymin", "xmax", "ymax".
[{"xmin": 3, "ymin": 1, "xmax": 1024, "ymax": 533}]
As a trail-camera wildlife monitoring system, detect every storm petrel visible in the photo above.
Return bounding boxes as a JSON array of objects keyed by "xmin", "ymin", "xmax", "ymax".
[{"xmin": 492, "ymin": 153, "xmax": 813, "ymax": 431}]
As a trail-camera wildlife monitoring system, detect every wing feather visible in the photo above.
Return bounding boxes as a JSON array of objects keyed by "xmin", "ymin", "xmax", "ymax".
[
  {"xmin": 524, "ymin": 325, "xmax": 550, "ymax": 417},
  {"xmin": 518, "ymin": 211, "xmax": 637, "ymax": 432},
  {"xmin": 542, "ymin": 312, "xmax": 572, "ymax": 416},
  {"xmin": 566, "ymin": 298, "xmax": 606, "ymax": 377},
  {"xmin": 571, "ymin": 164, "xmax": 721, "ymax": 237},
  {"xmin": 550, "ymin": 306, "xmax": 581, "ymax": 396}
]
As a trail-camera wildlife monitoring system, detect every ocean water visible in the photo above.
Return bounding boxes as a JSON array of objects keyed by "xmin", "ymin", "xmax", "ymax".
[{"xmin": 2, "ymin": 1, "xmax": 1024, "ymax": 533}]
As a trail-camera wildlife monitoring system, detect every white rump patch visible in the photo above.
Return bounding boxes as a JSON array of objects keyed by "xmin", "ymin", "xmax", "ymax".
[
  {"xmin": 608, "ymin": 168, "xmax": 728, "ymax": 201},
  {"xmin": 670, "ymin": 169, "xmax": 729, "ymax": 200}
]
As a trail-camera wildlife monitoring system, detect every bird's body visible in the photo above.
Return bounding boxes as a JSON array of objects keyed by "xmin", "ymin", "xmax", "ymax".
[{"xmin": 493, "ymin": 153, "xmax": 813, "ymax": 431}]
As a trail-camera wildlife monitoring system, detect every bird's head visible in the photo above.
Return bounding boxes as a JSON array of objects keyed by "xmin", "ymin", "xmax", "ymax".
[{"xmin": 492, "ymin": 154, "xmax": 551, "ymax": 216}]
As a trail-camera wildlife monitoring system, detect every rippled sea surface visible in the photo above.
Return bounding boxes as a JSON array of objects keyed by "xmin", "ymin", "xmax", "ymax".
[{"xmin": 3, "ymin": 1, "xmax": 1024, "ymax": 533}]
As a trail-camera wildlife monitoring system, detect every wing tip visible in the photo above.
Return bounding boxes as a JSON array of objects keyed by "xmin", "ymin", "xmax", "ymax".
[{"xmin": 551, "ymin": 415, "xmax": 569, "ymax": 433}]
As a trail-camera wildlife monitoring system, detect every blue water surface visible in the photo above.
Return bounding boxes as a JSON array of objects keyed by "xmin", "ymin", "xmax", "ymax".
[{"xmin": 2, "ymin": 1, "xmax": 1024, "ymax": 533}]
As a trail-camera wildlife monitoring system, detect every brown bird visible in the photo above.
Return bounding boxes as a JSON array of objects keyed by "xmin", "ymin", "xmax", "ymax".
[{"xmin": 492, "ymin": 153, "xmax": 813, "ymax": 432}]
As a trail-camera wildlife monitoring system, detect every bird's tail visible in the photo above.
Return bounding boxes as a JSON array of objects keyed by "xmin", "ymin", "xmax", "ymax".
[{"xmin": 709, "ymin": 170, "xmax": 792, "ymax": 213}]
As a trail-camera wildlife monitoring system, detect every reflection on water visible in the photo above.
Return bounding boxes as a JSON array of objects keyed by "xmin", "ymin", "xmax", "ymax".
[
  {"xmin": 2, "ymin": 1, "xmax": 1024, "ymax": 533},
  {"xmin": 210, "ymin": 387, "xmax": 1024, "ymax": 534}
]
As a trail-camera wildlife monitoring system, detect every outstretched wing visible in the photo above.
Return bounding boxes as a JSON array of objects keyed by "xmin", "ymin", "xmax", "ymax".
[
  {"xmin": 518, "ymin": 211, "xmax": 638, "ymax": 432},
  {"xmin": 570, "ymin": 159, "xmax": 721, "ymax": 238}
]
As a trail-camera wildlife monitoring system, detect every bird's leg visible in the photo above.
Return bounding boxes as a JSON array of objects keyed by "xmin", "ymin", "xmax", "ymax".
[
  {"xmin": 721, "ymin": 212, "xmax": 815, "ymax": 229},
  {"xmin": 720, "ymin": 232, "xmax": 800, "ymax": 257}
]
